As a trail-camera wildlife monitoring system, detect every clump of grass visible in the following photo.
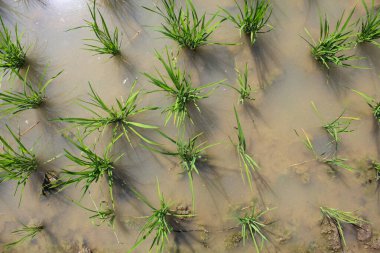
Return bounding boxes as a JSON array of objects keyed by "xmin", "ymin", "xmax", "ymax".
[
  {"xmin": 237, "ymin": 205, "xmax": 273, "ymax": 253},
  {"xmin": 221, "ymin": 0, "xmax": 272, "ymax": 45},
  {"xmin": 0, "ymin": 16, "xmax": 26, "ymax": 73},
  {"xmin": 0, "ymin": 125, "xmax": 37, "ymax": 202},
  {"xmin": 74, "ymin": 199, "xmax": 115, "ymax": 227},
  {"xmin": 371, "ymin": 160, "xmax": 380, "ymax": 182},
  {"xmin": 55, "ymin": 81, "xmax": 158, "ymax": 144},
  {"xmin": 353, "ymin": 89, "xmax": 380, "ymax": 122},
  {"xmin": 227, "ymin": 64, "xmax": 255, "ymax": 104},
  {"xmin": 56, "ymin": 135, "xmax": 123, "ymax": 206},
  {"xmin": 70, "ymin": 0, "xmax": 121, "ymax": 56},
  {"xmin": 320, "ymin": 206, "xmax": 368, "ymax": 247},
  {"xmin": 144, "ymin": 0, "xmax": 225, "ymax": 50},
  {"xmin": 129, "ymin": 180, "xmax": 192, "ymax": 253},
  {"xmin": 357, "ymin": 0, "xmax": 380, "ymax": 46},
  {"xmin": 145, "ymin": 132, "xmax": 217, "ymax": 210},
  {"xmin": 5, "ymin": 223, "xmax": 43, "ymax": 248},
  {"xmin": 311, "ymin": 102, "xmax": 358, "ymax": 149},
  {"xmin": 233, "ymin": 107, "xmax": 259, "ymax": 190},
  {"xmin": 0, "ymin": 67, "xmax": 62, "ymax": 116},
  {"xmin": 295, "ymin": 129, "xmax": 354, "ymax": 173},
  {"xmin": 145, "ymin": 49, "xmax": 223, "ymax": 127},
  {"xmin": 303, "ymin": 9, "xmax": 358, "ymax": 69}
]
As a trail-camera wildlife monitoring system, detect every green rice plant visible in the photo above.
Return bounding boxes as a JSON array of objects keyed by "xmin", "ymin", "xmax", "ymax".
[
  {"xmin": 144, "ymin": 0, "xmax": 225, "ymax": 50},
  {"xmin": 145, "ymin": 132, "xmax": 217, "ymax": 210},
  {"xmin": 0, "ymin": 16, "xmax": 26, "ymax": 73},
  {"xmin": 357, "ymin": 0, "xmax": 380, "ymax": 46},
  {"xmin": 371, "ymin": 160, "xmax": 380, "ymax": 181},
  {"xmin": 227, "ymin": 64, "xmax": 255, "ymax": 104},
  {"xmin": 144, "ymin": 49, "xmax": 223, "ymax": 127},
  {"xmin": 233, "ymin": 107, "xmax": 259, "ymax": 190},
  {"xmin": 0, "ymin": 125, "xmax": 37, "ymax": 202},
  {"xmin": 303, "ymin": 9, "xmax": 358, "ymax": 69},
  {"xmin": 70, "ymin": 0, "xmax": 121, "ymax": 56},
  {"xmin": 320, "ymin": 206, "xmax": 368, "ymax": 247},
  {"xmin": 5, "ymin": 223, "xmax": 43, "ymax": 248},
  {"xmin": 129, "ymin": 180, "xmax": 192, "ymax": 253},
  {"xmin": 0, "ymin": 67, "xmax": 62, "ymax": 116},
  {"xmin": 54, "ymin": 81, "xmax": 158, "ymax": 144},
  {"xmin": 295, "ymin": 129, "xmax": 353, "ymax": 173},
  {"xmin": 237, "ymin": 206, "xmax": 273, "ymax": 253},
  {"xmin": 73, "ymin": 199, "xmax": 115, "ymax": 227},
  {"xmin": 324, "ymin": 157, "xmax": 354, "ymax": 172},
  {"xmin": 353, "ymin": 89, "xmax": 380, "ymax": 122},
  {"xmin": 311, "ymin": 102, "xmax": 358, "ymax": 149},
  {"xmin": 56, "ymin": 134, "xmax": 123, "ymax": 206},
  {"xmin": 221, "ymin": 0, "xmax": 272, "ymax": 45}
]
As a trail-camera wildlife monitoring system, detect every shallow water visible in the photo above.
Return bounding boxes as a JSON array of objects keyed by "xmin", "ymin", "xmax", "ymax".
[{"xmin": 1, "ymin": 0, "xmax": 380, "ymax": 252}]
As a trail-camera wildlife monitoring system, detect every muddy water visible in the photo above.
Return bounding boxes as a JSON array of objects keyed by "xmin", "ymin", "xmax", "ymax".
[{"xmin": 1, "ymin": 0, "xmax": 380, "ymax": 252}]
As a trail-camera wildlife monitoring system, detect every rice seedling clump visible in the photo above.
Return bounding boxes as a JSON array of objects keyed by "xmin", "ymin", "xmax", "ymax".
[
  {"xmin": 0, "ymin": 16, "xmax": 26, "ymax": 73},
  {"xmin": 221, "ymin": 0, "xmax": 272, "ymax": 45},
  {"xmin": 144, "ymin": 0, "xmax": 225, "ymax": 50}
]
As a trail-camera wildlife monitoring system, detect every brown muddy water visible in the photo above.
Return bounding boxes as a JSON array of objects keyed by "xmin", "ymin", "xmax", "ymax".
[{"xmin": 1, "ymin": 0, "xmax": 380, "ymax": 252}]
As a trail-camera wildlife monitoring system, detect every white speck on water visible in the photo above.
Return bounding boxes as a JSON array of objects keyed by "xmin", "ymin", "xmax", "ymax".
[
  {"xmin": 25, "ymin": 120, "xmax": 29, "ymax": 124},
  {"xmin": 123, "ymin": 78, "xmax": 128, "ymax": 84}
]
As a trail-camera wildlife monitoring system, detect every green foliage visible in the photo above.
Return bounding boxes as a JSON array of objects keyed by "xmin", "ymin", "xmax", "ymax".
[
  {"xmin": 303, "ymin": 9, "xmax": 358, "ymax": 68},
  {"xmin": 70, "ymin": 0, "xmax": 121, "ymax": 56},
  {"xmin": 233, "ymin": 107, "xmax": 259, "ymax": 190},
  {"xmin": 221, "ymin": 0, "xmax": 272, "ymax": 45},
  {"xmin": 57, "ymin": 135, "xmax": 123, "ymax": 206},
  {"xmin": 54, "ymin": 81, "xmax": 158, "ymax": 144},
  {"xmin": 5, "ymin": 223, "xmax": 43, "ymax": 248},
  {"xmin": 129, "ymin": 180, "xmax": 192, "ymax": 253},
  {"xmin": 145, "ymin": 48, "xmax": 223, "ymax": 127},
  {"xmin": 353, "ymin": 89, "xmax": 380, "ymax": 122},
  {"xmin": 320, "ymin": 206, "xmax": 368, "ymax": 247},
  {"xmin": 145, "ymin": 131, "xmax": 217, "ymax": 210},
  {"xmin": 0, "ymin": 67, "xmax": 62, "ymax": 116},
  {"xmin": 144, "ymin": 0, "xmax": 225, "ymax": 50},
  {"xmin": 357, "ymin": 0, "xmax": 380, "ymax": 46},
  {"xmin": 0, "ymin": 16, "xmax": 26, "ymax": 73},
  {"xmin": 0, "ymin": 125, "xmax": 37, "ymax": 202},
  {"xmin": 237, "ymin": 206, "xmax": 273, "ymax": 253}
]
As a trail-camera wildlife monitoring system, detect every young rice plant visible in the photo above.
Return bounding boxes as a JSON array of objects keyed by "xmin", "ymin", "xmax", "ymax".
[
  {"xmin": 221, "ymin": 0, "xmax": 272, "ymax": 45},
  {"xmin": 144, "ymin": 0, "xmax": 225, "ymax": 50},
  {"xmin": 357, "ymin": 0, "xmax": 380, "ymax": 46},
  {"xmin": 144, "ymin": 48, "xmax": 223, "ymax": 127}
]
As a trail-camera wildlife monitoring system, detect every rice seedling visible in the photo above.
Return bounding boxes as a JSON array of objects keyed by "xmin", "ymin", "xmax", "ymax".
[
  {"xmin": 237, "ymin": 205, "xmax": 273, "ymax": 253},
  {"xmin": 295, "ymin": 129, "xmax": 353, "ymax": 173},
  {"xmin": 5, "ymin": 223, "xmax": 43, "ymax": 248},
  {"xmin": 144, "ymin": 131, "xmax": 217, "ymax": 210},
  {"xmin": 129, "ymin": 180, "xmax": 192, "ymax": 253},
  {"xmin": 303, "ymin": 9, "xmax": 358, "ymax": 69},
  {"xmin": 144, "ymin": 0, "xmax": 225, "ymax": 50},
  {"xmin": 0, "ymin": 16, "xmax": 26, "ymax": 73},
  {"xmin": 227, "ymin": 64, "xmax": 255, "ymax": 104},
  {"xmin": 54, "ymin": 81, "xmax": 158, "ymax": 144},
  {"xmin": 56, "ymin": 134, "xmax": 123, "ymax": 206},
  {"xmin": 144, "ymin": 48, "xmax": 223, "ymax": 127},
  {"xmin": 70, "ymin": 0, "xmax": 121, "ymax": 56},
  {"xmin": 0, "ymin": 67, "xmax": 62, "ymax": 116},
  {"xmin": 221, "ymin": 0, "xmax": 272, "ymax": 45},
  {"xmin": 311, "ymin": 102, "xmax": 358, "ymax": 149},
  {"xmin": 320, "ymin": 206, "xmax": 368, "ymax": 247},
  {"xmin": 371, "ymin": 160, "xmax": 380, "ymax": 182},
  {"xmin": 73, "ymin": 199, "xmax": 116, "ymax": 227},
  {"xmin": 357, "ymin": 0, "xmax": 380, "ymax": 46},
  {"xmin": 233, "ymin": 107, "xmax": 259, "ymax": 190},
  {"xmin": 0, "ymin": 125, "xmax": 37, "ymax": 202},
  {"xmin": 352, "ymin": 89, "xmax": 380, "ymax": 122}
]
